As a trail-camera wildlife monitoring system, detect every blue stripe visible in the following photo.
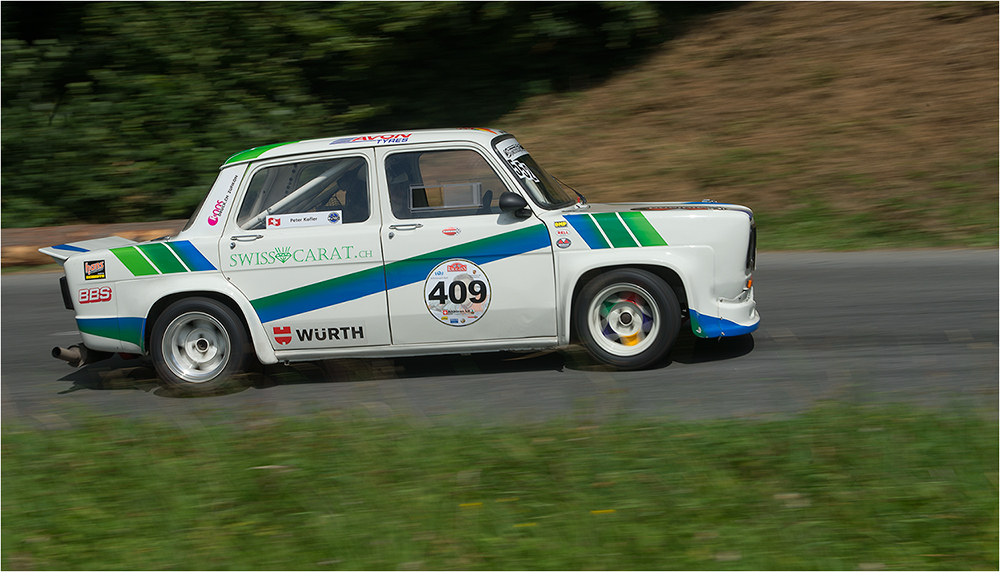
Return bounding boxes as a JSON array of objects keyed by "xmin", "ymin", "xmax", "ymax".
[
  {"xmin": 385, "ymin": 224, "xmax": 550, "ymax": 290},
  {"xmin": 563, "ymin": 214, "xmax": 610, "ymax": 250},
  {"xmin": 52, "ymin": 244, "xmax": 89, "ymax": 253},
  {"xmin": 252, "ymin": 224, "xmax": 551, "ymax": 323},
  {"xmin": 253, "ymin": 267, "xmax": 386, "ymax": 324},
  {"xmin": 167, "ymin": 240, "xmax": 217, "ymax": 271},
  {"xmin": 118, "ymin": 317, "xmax": 145, "ymax": 349},
  {"xmin": 689, "ymin": 309, "xmax": 759, "ymax": 338},
  {"xmin": 77, "ymin": 317, "xmax": 145, "ymax": 348}
]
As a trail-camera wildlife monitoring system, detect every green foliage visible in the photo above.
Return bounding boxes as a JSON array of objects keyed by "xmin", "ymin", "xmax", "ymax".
[{"xmin": 2, "ymin": 2, "xmax": 698, "ymax": 227}]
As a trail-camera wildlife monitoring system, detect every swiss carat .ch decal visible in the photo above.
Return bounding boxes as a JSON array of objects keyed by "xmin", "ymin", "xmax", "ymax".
[
  {"xmin": 424, "ymin": 259, "xmax": 491, "ymax": 327},
  {"xmin": 228, "ymin": 245, "xmax": 374, "ymax": 267}
]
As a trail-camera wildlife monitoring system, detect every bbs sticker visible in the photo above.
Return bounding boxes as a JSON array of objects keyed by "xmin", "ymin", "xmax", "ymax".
[{"xmin": 424, "ymin": 259, "xmax": 490, "ymax": 327}]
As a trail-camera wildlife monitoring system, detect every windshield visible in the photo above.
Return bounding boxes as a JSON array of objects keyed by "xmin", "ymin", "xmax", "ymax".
[{"xmin": 494, "ymin": 138, "xmax": 575, "ymax": 210}]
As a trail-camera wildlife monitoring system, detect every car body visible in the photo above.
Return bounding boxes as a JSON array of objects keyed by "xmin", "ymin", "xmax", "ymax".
[{"xmin": 42, "ymin": 128, "xmax": 758, "ymax": 393}]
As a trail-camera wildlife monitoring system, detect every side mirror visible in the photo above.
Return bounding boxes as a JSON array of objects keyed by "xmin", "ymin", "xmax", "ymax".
[{"xmin": 499, "ymin": 191, "xmax": 531, "ymax": 218}]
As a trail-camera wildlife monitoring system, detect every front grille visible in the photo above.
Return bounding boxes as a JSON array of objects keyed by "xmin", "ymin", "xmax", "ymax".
[{"xmin": 746, "ymin": 223, "xmax": 757, "ymax": 272}]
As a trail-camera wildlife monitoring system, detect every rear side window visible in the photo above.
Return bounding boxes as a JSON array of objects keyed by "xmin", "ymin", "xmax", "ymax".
[
  {"xmin": 385, "ymin": 150, "xmax": 509, "ymax": 219},
  {"xmin": 237, "ymin": 157, "xmax": 369, "ymax": 229}
]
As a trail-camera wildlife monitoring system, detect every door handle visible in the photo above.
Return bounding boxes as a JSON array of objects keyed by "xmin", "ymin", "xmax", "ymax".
[
  {"xmin": 388, "ymin": 224, "xmax": 423, "ymax": 231},
  {"xmin": 230, "ymin": 234, "xmax": 263, "ymax": 242}
]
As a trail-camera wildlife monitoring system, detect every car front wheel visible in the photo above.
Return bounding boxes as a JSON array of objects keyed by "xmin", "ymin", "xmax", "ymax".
[
  {"xmin": 575, "ymin": 269, "xmax": 681, "ymax": 369},
  {"xmin": 151, "ymin": 297, "xmax": 251, "ymax": 394}
]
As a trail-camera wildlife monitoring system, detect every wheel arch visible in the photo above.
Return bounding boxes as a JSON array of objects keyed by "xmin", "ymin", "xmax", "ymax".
[
  {"xmin": 144, "ymin": 291, "xmax": 253, "ymax": 357},
  {"xmin": 568, "ymin": 263, "xmax": 688, "ymax": 343}
]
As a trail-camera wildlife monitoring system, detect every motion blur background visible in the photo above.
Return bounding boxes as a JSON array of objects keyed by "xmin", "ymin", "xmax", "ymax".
[
  {"xmin": 3, "ymin": 4, "xmax": 997, "ymax": 569},
  {"xmin": 2, "ymin": 1, "xmax": 997, "ymax": 248}
]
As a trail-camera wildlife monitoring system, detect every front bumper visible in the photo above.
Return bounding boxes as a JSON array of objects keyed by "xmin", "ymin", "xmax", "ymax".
[{"xmin": 689, "ymin": 287, "xmax": 759, "ymax": 338}]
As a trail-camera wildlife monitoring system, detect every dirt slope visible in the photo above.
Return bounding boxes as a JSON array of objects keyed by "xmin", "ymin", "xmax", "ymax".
[{"xmin": 498, "ymin": 2, "xmax": 998, "ymax": 249}]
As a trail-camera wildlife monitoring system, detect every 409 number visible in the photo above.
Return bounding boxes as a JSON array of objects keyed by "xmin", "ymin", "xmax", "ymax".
[{"xmin": 427, "ymin": 279, "xmax": 488, "ymax": 305}]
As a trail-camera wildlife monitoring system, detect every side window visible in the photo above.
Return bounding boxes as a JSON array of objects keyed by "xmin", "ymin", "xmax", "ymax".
[
  {"xmin": 385, "ymin": 150, "xmax": 509, "ymax": 219},
  {"xmin": 237, "ymin": 157, "xmax": 369, "ymax": 230}
]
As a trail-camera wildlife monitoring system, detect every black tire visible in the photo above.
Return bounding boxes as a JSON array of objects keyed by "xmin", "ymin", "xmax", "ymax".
[
  {"xmin": 150, "ymin": 297, "xmax": 251, "ymax": 395},
  {"xmin": 574, "ymin": 269, "xmax": 681, "ymax": 370}
]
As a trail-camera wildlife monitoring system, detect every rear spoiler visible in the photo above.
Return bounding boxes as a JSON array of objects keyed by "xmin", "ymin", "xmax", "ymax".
[{"xmin": 38, "ymin": 236, "xmax": 138, "ymax": 266}]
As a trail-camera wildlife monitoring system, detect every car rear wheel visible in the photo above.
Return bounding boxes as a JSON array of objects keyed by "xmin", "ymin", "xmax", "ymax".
[
  {"xmin": 575, "ymin": 269, "xmax": 680, "ymax": 369},
  {"xmin": 151, "ymin": 297, "xmax": 250, "ymax": 395}
]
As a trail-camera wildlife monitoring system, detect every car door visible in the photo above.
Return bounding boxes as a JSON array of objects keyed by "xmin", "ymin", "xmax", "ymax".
[
  {"xmin": 220, "ymin": 148, "xmax": 391, "ymax": 351},
  {"xmin": 375, "ymin": 143, "xmax": 557, "ymax": 346}
]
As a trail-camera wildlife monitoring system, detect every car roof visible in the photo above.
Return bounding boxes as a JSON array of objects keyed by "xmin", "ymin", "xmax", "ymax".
[{"xmin": 221, "ymin": 128, "xmax": 509, "ymax": 168}]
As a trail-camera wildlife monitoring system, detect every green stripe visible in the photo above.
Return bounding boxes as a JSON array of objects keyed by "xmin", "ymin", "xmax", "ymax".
[
  {"xmin": 138, "ymin": 243, "xmax": 186, "ymax": 274},
  {"xmin": 593, "ymin": 213, "xmax": 638, "ymax": 248},
  {"xmin": 619, "ymin": 212, "xmax": 667, "ymax": 246},
  {"xmin": 111, "ymin": 247, "xmax": 158, "ymax": 276},
  {"xmin": 225, "ymin": 141, "xmax": 299, "ymax": 164},
  {"xmin": 77, "ymin": 318, "xmax": 119, "ymax": 340}
]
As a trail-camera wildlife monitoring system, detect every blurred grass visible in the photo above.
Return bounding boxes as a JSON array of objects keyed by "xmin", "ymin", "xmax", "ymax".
[{"xmin": 3, "ymin": 403, "xmax": 997, "ymax": 570}]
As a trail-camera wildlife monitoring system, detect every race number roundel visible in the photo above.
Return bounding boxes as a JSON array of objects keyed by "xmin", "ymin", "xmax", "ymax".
[{"xmin": 424, "ymin": 259, "xmax": 491, "ymax": 327}]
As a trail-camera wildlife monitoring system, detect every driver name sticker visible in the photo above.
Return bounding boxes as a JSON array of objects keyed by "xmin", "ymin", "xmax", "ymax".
[
  {"xmin": 267, "ymin": 211, "xmax": 342, "ymax": 229},
  {"xmin": 424, "ymin": 259, "xmax": 491, "ymax": 326}
]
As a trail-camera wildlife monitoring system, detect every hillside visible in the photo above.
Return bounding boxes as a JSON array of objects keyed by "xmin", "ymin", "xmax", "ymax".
[
  {"xmin": 3, "ymin": 2, "xmax": 996, "ymax": 267},
  {"xmin": 498, "ymin": 2, "xmax": 998, "ymax": 250}
]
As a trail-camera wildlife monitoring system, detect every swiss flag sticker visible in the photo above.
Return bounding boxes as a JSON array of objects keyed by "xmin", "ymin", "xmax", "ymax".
[
  {"xmin": 267, "ymin": 217, "xmax": 281, "ymax": 227},
  {"xmin": 273, "ymin": 326, "xmax": 291, "ymax": 345}
]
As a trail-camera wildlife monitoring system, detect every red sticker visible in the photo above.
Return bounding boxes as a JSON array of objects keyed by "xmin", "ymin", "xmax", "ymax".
[{"xmin": 273, "ymin": 326, "xmax": 292, "ymax": 345}]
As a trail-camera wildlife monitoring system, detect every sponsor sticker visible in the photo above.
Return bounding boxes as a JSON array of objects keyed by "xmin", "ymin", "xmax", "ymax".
[
  {"xmin": 273, "ymin": 326, "xmax": 292, "ymax": 345},
  {"xmin": 329, "ymin": 133, "xmax": 412, "ymax": 145},
  {"xmin": 424, "ymin": 259, "xmax": 491, "ymax": 327},
  {"xmin": 442, "ymin": 227, "xmax": 461, "ymax": 236},
  {"xmin": 272, "ymin": 324, "xmax": 365, "ymax": 346},
  {"xmin": 497, "ymin": 138, "xmax": 529, "ymax": 160},
  {"xmin": 229, "ymin": 245, "xmax": 374, "ymax": 267},
  {"xmin": 556, "ymin": 237, "xmax": 572, "ymax": 249},
  {"xmin": 497, "ymin": 139, "xmax": 539, "ymax": 183},
  {"xmin": 553, "ymin": 221, "xmax": 568, "ymax": 228},
  {"xmin": 78, "ymin": 286, "xmax": 112, "ymax": 304},
  {"xmin": 293, "ymin": 325, "xmax": 365, "ymax": 343},
  {"xmin": 207, "ymin": 174, "xmax": 239, "ymax": 226},
  {"xmin": 84, "ymin": 260, "xmax": 106, "ymax": 280},
  {"xmin": 266, "ymin": 212, "xmax": 342, "ymax": 229}
]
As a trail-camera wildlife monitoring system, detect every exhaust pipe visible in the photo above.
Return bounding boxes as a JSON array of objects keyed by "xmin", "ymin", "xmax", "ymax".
[{"xmin": 52, "ymin": 344, "xmax": 113, "ymax": 368}]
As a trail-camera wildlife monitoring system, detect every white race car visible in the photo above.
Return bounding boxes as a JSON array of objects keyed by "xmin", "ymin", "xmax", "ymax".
[{"xmin": 42, "ymin": 128, "xmax": 758, "ymax": 394}]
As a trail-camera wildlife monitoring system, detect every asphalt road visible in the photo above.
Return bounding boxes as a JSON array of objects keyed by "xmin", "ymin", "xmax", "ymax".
[{"xmin": 2, "ymin": 250, "xmax": 997, "ymax": 429}]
